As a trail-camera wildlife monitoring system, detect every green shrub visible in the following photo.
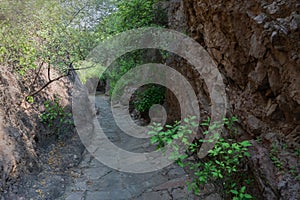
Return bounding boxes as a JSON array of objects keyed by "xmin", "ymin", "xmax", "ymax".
[
  {"xmin": 133, "ymin": 85, "xmax": 165, "ymax": 113},
  {"xmin": 0, "ymin": 0, "xmax": 102, "ymax": 76},
  {"xmin": 0, "ymin": 23, "xmax": 37, "ymax": 75},
  {"xmin": 148, "ymin": 116, "xmax": 253, "ymax": 199},
  {"xmin": 39, "ymin": 97, "xmax": 73, "ymax": 137},
  {"xmin": 106, "ymin": 53, "xmax": 143, "ymax": 95},
  {"xmin": 97, "ymin": 0, "xmax": 167, "ymax": 100},
  {"xmin": 103, "ymin": 0, "xmax": 161, "ymax": 34}
]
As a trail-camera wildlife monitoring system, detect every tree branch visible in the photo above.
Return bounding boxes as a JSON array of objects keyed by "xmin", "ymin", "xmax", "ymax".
[
  {"xmin": 26, "ymin": 63, "xmax": 96, "ymax": 98},
  {"xmin": 30, "ymin": 61, "xmax": 44, "ymax": 89},
  {"xmin": 47, "ymin": 62, "xmax": 51, "ymax": 81},
  {"xmin": 26, "ymin": 72, "xmax": 69, "ymax": 98},
  {"xmin": 66, "ymin": 4, "xmax": 88, "ymax": 28}
]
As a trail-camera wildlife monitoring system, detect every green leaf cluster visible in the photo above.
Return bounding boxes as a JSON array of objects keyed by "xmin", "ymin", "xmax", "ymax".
[
  {"xmin": 94, "ymin": 0, "xmax": 167, "ymax": 106},
  {"xmin": 102, "ymin": 0, "xmax": 161, "ymax": 34},
  {"xmin": 148, "ymin": 116, "xmax": 254, "ymax": 199},
  {"xmin": 39, "ymin": 97, "xmax": 73, "ymax": 137},
  {"xmin": 270, "ymin": 143, "xmax": 284, "ymax": 170},
  {"xmin": 0, "ymin": 0, "xmax": 106, "ymax": 75},
  {"xmin": 133, "ymin": 85, "xmax": 165, "ymax": 113}
]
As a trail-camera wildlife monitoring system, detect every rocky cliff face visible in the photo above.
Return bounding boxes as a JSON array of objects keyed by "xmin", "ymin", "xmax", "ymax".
[{"xmin": 166, "ymin": 0, "xmax": 300, "ymax": 199}]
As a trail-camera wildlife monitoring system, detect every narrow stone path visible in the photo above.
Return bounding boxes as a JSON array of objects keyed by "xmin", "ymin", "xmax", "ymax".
[{"xmin": 59, "ymin": 95, "xmax": 196, "ymax": 200}]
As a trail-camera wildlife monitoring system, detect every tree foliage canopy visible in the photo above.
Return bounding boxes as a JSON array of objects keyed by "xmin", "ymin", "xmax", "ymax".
[
  {"xmin": 0, "ymin": 0, "xmax": 112, "ymax": 75},
  {"xmin": 0, "ymin": 0, "xmax": 164, "ymax": 103}
]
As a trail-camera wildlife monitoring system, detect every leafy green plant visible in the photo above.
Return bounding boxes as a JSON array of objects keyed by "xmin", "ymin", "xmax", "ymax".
[
  {"xmin": 255, "ymin": 136, "xmax": 262, "ymax": 144},
  {"xmin": 230, "ymin": 186, "xmax": 253, "ymax": 200},
  {"xmin": 39, "ymin": 97, "xmax": 73, "ymax": 137},
  {"xmin": 133, "ymin": 85, "xmax": 165, "ymax": 113},
  {"xmin": 25, "ymin": 95, "xmax": 34, "ymax": 103},
  {"xmin": 0, "ymin": 22, "xmax": 37, "ymax": 75},
  {"xmin": 149, "ymin": 116, "xmax": 198, "ymax": 167},
  {"xmin": 106, "ymin": 53, "xmax": 143, "ymax": 95},
  {"xmin": 289, "ymin": 166, "xmax": 300, "ymax": 182},
  {"xmin": 270, "ymin": 143, "xmax": 283, "ymax": 170},
  {"xmin": 148, "ymin": 116, "xmax": 253, "ymax": 199},
  {"xmin": 294, "ymin": 146, "xmax": 300, "ymax": 158},
  {"xmin": 0, "ymin": 0, "xmax": 103, "ymax": 77},
  {"xmin": 149, "ymin": 120, "xmax": 180, "ymax": 148},
  {"xmin": 92, "ymin": 0, "xmax": 167, "ymax": 99},
  {"xmin": 103, "ymin": 0, "xmax": 162, "ymax": 34},
  {"xmin": 74, "ymin": 0, "xmax": 163, "ymax": 84}
]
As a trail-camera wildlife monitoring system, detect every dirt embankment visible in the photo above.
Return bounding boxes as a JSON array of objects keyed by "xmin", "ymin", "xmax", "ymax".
[{"xmin": 0, "ymin": 66, "xmax": 77, "ymax": 195}]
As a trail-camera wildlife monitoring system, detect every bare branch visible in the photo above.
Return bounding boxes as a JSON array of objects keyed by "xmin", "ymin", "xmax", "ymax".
[
  {"xmin": 47, "ymin": 62, "xmax": 51, "ymax": 81},
  {"xmin": 26, "ymin": 63, "xmax": 97, "ymax": 98},
  {"xmin": 30, "ymin": 61, "xmax": 44, "ymax": 88},
  {"xmin": 26, "ymin": 73, "xmax": 69, "ymax": 98},
  {"xmin": 66, "ymin": 4, "xmax": 88, "ymax": 28}
]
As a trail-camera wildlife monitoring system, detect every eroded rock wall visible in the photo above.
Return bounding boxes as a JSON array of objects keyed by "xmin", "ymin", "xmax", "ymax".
[
  {"xmin": 0, "ymin": 66, "xmax": 72, "ymax": 192},
  {"xmin": 183, "ymin": 0, "xmax": 299, "ymax": 138},
  {"xmin": 166, "ymin": 0, "xmax": 300, "ymax": 199}
]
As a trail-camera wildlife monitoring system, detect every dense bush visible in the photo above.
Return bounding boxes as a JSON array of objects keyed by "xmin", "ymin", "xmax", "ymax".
[
  {"xmin": 133, "ymin": 84, "xmax": 165, "ymax": 113},
  {"xmin": 148, "ymin": 116, "xmax": 254, "ymax": 199},
  {"xmin": 99, "ymin": 0, "xmax": 167, "ymax": 112},
  {"xmin": 102, "ymin": 0, "xmax": 161, "ymax": 34},
  {"xmin": 0, "ymin": 0, "xmax": 105, "ymax": 75},
  {"xmin": 39, "ymin": 97, "xmax": 73, "ymax": 137}
]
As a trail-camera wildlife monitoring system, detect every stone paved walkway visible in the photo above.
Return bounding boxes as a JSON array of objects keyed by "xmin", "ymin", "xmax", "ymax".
[{"xmin": 59, "ymin": 95, "xmax": 196, "ymax": 200}]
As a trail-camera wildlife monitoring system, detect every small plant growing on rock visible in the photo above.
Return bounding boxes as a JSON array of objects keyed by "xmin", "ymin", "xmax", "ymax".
[
  {"xmin": 270, "ymin": 143, "xmax": 284, "ymax": 171},
  {"xmin": 148, "ymin": 116, "xmax": 198, "ymax": 167},
  {"xmin": 148, "ymin": 116, "xmax": 253, "ymax": 199},
  {"xmin": 39, "ymin": 97, "xmax": 73, "ymax": 137}
]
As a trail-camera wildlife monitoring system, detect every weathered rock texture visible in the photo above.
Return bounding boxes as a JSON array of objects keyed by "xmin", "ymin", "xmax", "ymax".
[
  {"xmin": 166, "ymin": 0, "xmax": 300, "ymax": 199},
  {"xmin": 0, "ymin": 66, "xmax": 73, "ymax": 193}
]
